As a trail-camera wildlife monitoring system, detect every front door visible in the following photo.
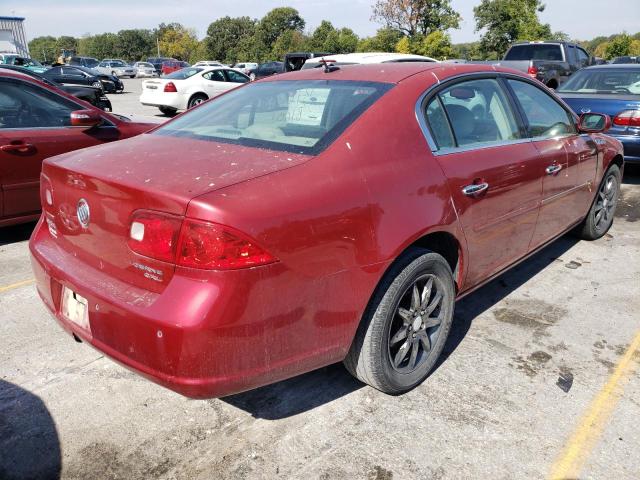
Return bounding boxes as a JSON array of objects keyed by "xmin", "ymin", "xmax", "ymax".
[
  {"xmin": 505, "ymin": 78, "xmax": 590, "ymax": 248},
  {"xmin": 0, "ymin": 77, "xmax": 118, "ymax": 219},
  {"xmin": 424, "ymin": 77, "xmax": 547, "ymax": 289}
]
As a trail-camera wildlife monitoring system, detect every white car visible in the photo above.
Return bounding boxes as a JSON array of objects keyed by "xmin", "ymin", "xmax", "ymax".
[
  {"xmin": 133, "ymin": 61, "xmax": 157, "ymax": 77},
  {"xmin": 139, "ymin": 66, "xmax": 250, "ymax": 115},
  {"xmin": 193, "ymin": 61, "xmax": 223, "ymax": 67},
  {"xmin": 232, "ymin": 62, "xmax": 258, "ymax": 75},
  {"xmin": 301, "ymin": 52, "xmax": 439, "ymax": 69},
  {"xmin": 96, "ymin": 59, "xmax": 136, "ymax": 78}
]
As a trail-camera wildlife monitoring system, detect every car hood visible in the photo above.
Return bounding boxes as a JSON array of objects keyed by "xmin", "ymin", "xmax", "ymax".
[
  {"xmin": 45, "ymin": 133, "xmax": 312, "ymax": 206},
  {"xmin": 558, "ymin": 92, "xmax": 640, "ymax": 117}
]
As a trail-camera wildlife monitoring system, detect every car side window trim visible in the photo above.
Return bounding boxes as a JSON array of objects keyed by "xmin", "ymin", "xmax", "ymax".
[{"xmin": 417, "ymin": 73, "xmax": 530, "ymax": 155}]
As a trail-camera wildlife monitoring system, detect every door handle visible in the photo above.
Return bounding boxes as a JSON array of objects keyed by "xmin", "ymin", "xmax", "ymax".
[
  {"xmin": 462, "ymin": 183, "xmax": 489, "ymax": 196},
  {"xmin": 546, "ymin": 164, "xmax": 562, "ymax": 175},
  {"xmin": 0, "ymin": 143, "xmax": 35, "ymax": 154}
]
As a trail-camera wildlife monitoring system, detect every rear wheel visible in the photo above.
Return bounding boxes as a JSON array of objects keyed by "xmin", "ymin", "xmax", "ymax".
[
  {"xmin": 158, "ymin": 106, "xmax": 177, "ymax": 117},
  {"xmin": 344, "ymin": 249, "xmax": 455, "ymax": 394},
  {"xmin": 576, "ymin": 164, "xmax": 621, "ymax": 240},
  {"xmin": 91, "ymin": 81, "xmax": 102, "ymax": 89},
  {"xmin": 187, "ymin": 93, "xmax": 208, "ymax": 109}
]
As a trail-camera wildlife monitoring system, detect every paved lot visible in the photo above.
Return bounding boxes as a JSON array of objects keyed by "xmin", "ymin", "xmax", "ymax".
[
  {"xmin": 1, "ymin": 164, "xmax": 639, "ymax": 479},
  {"xmin": 108, "ymin": 77, "xmax": 172, "ymax": 120}
]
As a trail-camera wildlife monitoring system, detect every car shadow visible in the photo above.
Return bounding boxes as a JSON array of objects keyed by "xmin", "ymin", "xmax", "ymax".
[
  {"xmin": 0, "ymin": 221, "xmax": 36, "ymax": 246},
  {"xmin": 0, "ymin": 380, "xmax": 61, "ymax": 480},
  {"xmin": 622, "ymin": 163, "xmax": 640, "ymax": 185},
  {"xmin": 222, "ymin": 235, "xmax": 580, "ymax": 420}
]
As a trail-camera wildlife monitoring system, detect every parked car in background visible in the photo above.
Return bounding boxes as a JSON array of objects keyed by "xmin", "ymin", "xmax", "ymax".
[
  {"xmin": 96, "ymin": 60, "xmax": 135, "ymax": 78},
  {"xmin": 301, "ymin": 52, "xmax": 438, "ymax": 70},
  {"xmin": 140, "ymin": 66, "xmax": 249, "ymax": 115},
  {"xmin": 147, "ymin": 57, "xmax": 175, "ymax": 75},
  {"xmin": 247, "ymin": 61, "xmax": 284, "ymax": 80},
  {"xmin": 558, "ymin": 64, "xmax": 640, "ymax": 163},
  {"xmin": 471, "ymin": 41, "xmax": 594, "ymax": 89},
  {"xmin": 42, "ymin": 65, "xmax": 124, "ymax": 93},
  {"xmin": 2, "ymin": 56, "xmax": 48, "ymax": 73},
  {"xmin": 0, "ymin": 69, "xmax": 154, "ymax": 227},
  {"xmin": 283, "ymin": 52, "xmax": 332, "ymax": 72},
  {"xmin": 0, "ymin": 64, "xmax": 112, "ymax": 111},
  {"xmin": 161, "ymin": 60, "xmax": 190, "ymax": 76},
  {"xmin": 231, "ymin": 62, "xmax": 258, "ymax": 75},
  {"xmin": 69, "ymin": 56, "xmax": 100, "ymax": 69},
  {"xmin": 133, "ymin": 62, "xmax": 157, "ymax": 77},
  {"xmin": 193, "ymin": 61, "xmax": 223, "ymax": 67},
  {"xmin": 30, "ymin": 63, "xmax": 623, "ymax": 399},
  {"xmin": 611, "ymin": 56, "xmax": 639, "ymax": 65}
]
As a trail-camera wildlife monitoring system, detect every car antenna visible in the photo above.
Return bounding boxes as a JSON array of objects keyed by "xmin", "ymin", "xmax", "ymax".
[{"xmin": 319, "ymin": 57, "xmax": 339, "ymax": 73}]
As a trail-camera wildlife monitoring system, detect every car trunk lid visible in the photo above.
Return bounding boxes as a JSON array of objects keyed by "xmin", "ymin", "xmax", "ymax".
[{"xmin": 42, "ymin": 134, "xmax": 310, "ymax": 292}]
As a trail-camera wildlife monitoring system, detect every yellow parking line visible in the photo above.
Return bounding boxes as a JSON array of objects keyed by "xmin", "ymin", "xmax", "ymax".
[
  {"xmin": 0, "ymin": 278, "xmax": 35, "ymax": 293},
  {"xmin": 548, "ymin": 330, "xmax": 640, "ymax": 480}
]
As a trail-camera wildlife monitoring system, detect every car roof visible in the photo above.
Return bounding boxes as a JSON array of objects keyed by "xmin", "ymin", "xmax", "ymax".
[
  {"xmin": 261, "ymin": 62, "xmax": 515, "ymax": 84},
  {"xmin": 582, "ymin": 64, "xmax": 640, "ymax": 70},
  {"xmin": 304, "ymin": 52, "xmax": 439, "ymax": 65}
]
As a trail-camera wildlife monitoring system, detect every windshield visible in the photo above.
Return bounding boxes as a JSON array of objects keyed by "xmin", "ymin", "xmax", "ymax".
[
  {"xmin": 84, "ymin": 58, "xmax": 99, "ymax": 68},
  {"xmin": 558, "ymin": 69, "xmax": 640, "ymax": 94},
  {"xmin": 164, "ymin": 67, "xmax": 203, "ymax": 79},
  {"xmin": 154, "ymin": 80, "xmax": 392, "ymax": 155},
  {"xmin": 111, "ymin": 60, "xmax": 127, "ymax": 67},
  {"xmin": 505, "ymin": 44, "xmax": 563, "ymax": 61},
  {"xmin": 138, "ymin": 62, "xmax": 153, "ymax": 68}
]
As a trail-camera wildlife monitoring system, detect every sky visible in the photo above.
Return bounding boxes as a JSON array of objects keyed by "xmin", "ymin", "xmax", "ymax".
[{"xmin": 5, "ymin": 0, "xmax": 640, "ymax": 44}]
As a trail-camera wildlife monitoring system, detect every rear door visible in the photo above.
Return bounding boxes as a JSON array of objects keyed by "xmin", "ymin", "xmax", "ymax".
[
  {"xmin": 202, "ymin": 70, "xmax": 228, "ymax": 97},
  {"xmin": 0, "ymin": 77, "xmax": 119, "ymax": 219},
  {"xmin": 506, "ymin": 78, "xmax": 589, "ymax": 249},
  {"xmin": 424, "ymin": 76, "xmax": 547, "ymax": 288}
]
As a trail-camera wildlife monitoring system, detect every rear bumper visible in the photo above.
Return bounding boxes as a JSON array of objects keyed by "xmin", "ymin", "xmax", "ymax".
[
  {"xmin": 29, "ymin": 217, "xmax": 352, "ymax": 398},
  {"xmin": 139, "ymin": 91, "xmax": 184, "ymax": 110}
]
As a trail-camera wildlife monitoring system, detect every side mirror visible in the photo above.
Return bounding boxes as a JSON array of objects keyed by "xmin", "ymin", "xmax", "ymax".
[
  {"xmin": 578, "ymin": 113, "xmax": 611, "ymax": 133},
  {"xmin": 70, "ymin": 109, "xmax": 102, "ymax": 128}
]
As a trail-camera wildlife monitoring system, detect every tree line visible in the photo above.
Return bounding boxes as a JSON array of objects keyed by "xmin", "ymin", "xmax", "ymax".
[{"xmin": 27, "ymin": 1, "xmax": 640, "ymax": 65}]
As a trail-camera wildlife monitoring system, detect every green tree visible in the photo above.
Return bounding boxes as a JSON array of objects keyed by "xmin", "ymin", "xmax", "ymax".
[
  {"xmin": 78, "ymin": 33, "xmax": 118, "ymax": 60},
  {"xmin": 336, "ymin": 28, "xmax": 359, "ymax": 53},
  {"xmin": 204, "ymin": 16, "xmax": 257, "ymax": 63},
  {"xmin": 272, "ymin": 30, "xmax": 307, "ymax": 59},
  {"xmin": 357, "ymin": 27, "xmax": 403, "ymax": 52},
  {"xmin": 114, "ymin": 29, "xmax": 155, "ymax": 61},
  {"xmin": 309, "ymin": 20, "xmax": 336, "ymax": 50},
  {"xmin": 474, "ymin": 0, "xmax": 552, "ymax": 58},
  {"xmin": 605, "ymin": 33, "xmax": 632, "ymax": 59},
  {"xmin": 28, "ymin": 36, "xmax": 58, "ymax": 62},
  {"xmin": 56, "ymin": 35, "xmax": 78, "ymax": 52},
  {"xmin": 158, "ymin": 23, "xmax": 199, "ymax": 61},
  {"xmin": 417, "ymin": 30, "xmax": 453, "ymax": 58},
  {"xmin": 372, "ymin": 0, "xmax": 461, "ymax": 36},
  {"xmin": 257, "ymin": 7, "xmax": 305, "ymax": 49}
]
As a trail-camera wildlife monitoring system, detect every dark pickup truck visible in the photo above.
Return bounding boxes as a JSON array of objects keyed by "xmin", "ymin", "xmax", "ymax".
[{"xmin": 471, "ymin": 41, "xmax": 595, "ymax": 89}]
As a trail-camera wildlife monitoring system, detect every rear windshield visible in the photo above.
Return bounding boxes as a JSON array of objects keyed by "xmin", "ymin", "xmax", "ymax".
[
  {"xmin": 504, "ymin": 44, "xmax": 563, "ymax": 61},
  {"xmin": 154, "ymin": 80, "xmax": 392, "ymax": 155},
  {"xmin": 558, "ymin": 69, "xmax": 640, "ymax": 94},
  {"xmin": 164, "ymin": 67, "xmax": 203, "ymax": 79}
]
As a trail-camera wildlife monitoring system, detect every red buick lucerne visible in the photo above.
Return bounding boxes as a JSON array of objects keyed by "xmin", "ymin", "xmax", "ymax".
[
  {"xmin": 0, "ymin": 69, "xmax": 156, "ymax": 228},
  {"xmin": 30, "ymin": 63, "xmax": 623, "ymax": 398}
]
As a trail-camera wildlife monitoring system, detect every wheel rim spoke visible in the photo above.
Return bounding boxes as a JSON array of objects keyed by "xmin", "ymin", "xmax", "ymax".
[
  {"xmin": 419, "ymin": 333, "xmax": 432, "ymax": 353},
  {"xmin": 425, "ymin": 292, "xmax": 443, "ymax": 316},
  {"xmin": 390, "ymin": 326, "xmax": 409, "ymax": 346},
  {"xmin": 408, "ymin": 339, "xmax": 419, "ymax": 369},
  {"xmin": 411, "ymin": 284, "xmax": 421, "ymax": 310},
  {"xmin": 423, "ymin": 314, "xmax": 442, "ymax": 329},
  {"xmin": 420, "ymin": 277, "xmax": 433, "ymax": 308},
  {"xmin": 398, "ymin": 308, "xmax": 412, "ymax": 323},
  {"xmin": 393, "ymin": 340, "xmax": 411, "ymax": 367}
]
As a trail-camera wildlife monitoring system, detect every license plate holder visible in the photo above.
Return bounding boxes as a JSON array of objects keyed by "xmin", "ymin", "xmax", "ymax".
[{"xmin": 62, "ymin": 287, "xmax": 90, "ymax": 331}]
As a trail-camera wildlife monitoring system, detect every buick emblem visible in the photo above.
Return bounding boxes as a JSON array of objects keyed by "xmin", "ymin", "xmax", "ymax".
[
  {"xmin": 77, "ymin": 198, "xmax": 90, "ymax": 228},
  {"xmin": 580, "ymin": 107, "xmax": 591, "ymax": 114}
]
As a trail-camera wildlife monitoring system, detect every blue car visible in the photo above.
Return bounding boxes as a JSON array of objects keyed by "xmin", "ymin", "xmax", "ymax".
[{"xmin": 557, "ymin": 64, "xmax": 640, "ymax": 163}]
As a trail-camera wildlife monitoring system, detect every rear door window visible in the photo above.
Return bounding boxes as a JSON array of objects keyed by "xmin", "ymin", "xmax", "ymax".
[
  {"xmin": 507, "ymin": 79, "xmax": 576, "ymax": 138},
  {"xmin": 426, "ymin": 78, "xmax": 522, "ymax": 149},
  {"xmin": 203, "ymin": 70, "xmax": 226, "ymax": 82}
]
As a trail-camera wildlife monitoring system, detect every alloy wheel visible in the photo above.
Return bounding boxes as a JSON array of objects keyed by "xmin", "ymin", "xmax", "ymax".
[
  {"xmin": 594, "ymin": 173, "xmax": 618, "ymax": 231},
  {"xmin": 388, "ymin": 274, "xmax": 445, "ymax": 373}
]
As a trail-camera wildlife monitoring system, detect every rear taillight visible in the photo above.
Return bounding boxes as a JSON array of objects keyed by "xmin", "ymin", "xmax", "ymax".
[
  {"xmin": 128, "ymin": 212, "xmax": 276, "ymax": 270},
  {"xmin": 40, "ymin": 174, "xmax": 53, "ymax": 207},
  {"xmin": 177, "ymin": 219, "xmax": 276, "ymax": 270},
  {"xmin": 164, "ymin": 82, "xmax": 177, "ymax": 93},
  {"xmin": 128, "ymin": 211, "xmax": 182, "ymax": 263},
  {"xmin": 613, "ymin": 110, "xmax": 640, "ymax": 127},
  {"xmin": 527, "ymin": 65, "xmax": 539, "ymax": 78}
]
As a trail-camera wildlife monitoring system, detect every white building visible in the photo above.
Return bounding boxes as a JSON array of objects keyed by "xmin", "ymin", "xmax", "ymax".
[{"xmin": 0, "ymin": 16, "xmax": 29, "ymax": 56}]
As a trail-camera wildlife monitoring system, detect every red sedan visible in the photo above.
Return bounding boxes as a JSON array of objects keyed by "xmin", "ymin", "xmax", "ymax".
[
  {"xmin": 30, "ymin": 63, "xmax": 623, "ymax": 398},
  {"xmin": 0, "ymin": 70, "xmax": 155, "ymax": 227}
]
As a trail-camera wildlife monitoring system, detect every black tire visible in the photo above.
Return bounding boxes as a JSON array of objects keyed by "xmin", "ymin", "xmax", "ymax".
[
  {"xmin": 158, "ymin": 106, "xmax": 177, "ymax": 117},
  {"xmin": 344, "ymin": 249, "xmax": 455, "ymax": 394},
  {"xmin": 576, "ymin": 164, "xmax": 621, "ymax": 240},
  {"xmin": 187, "ymin": 93, "xmax": 208, "ymax": 109}
]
